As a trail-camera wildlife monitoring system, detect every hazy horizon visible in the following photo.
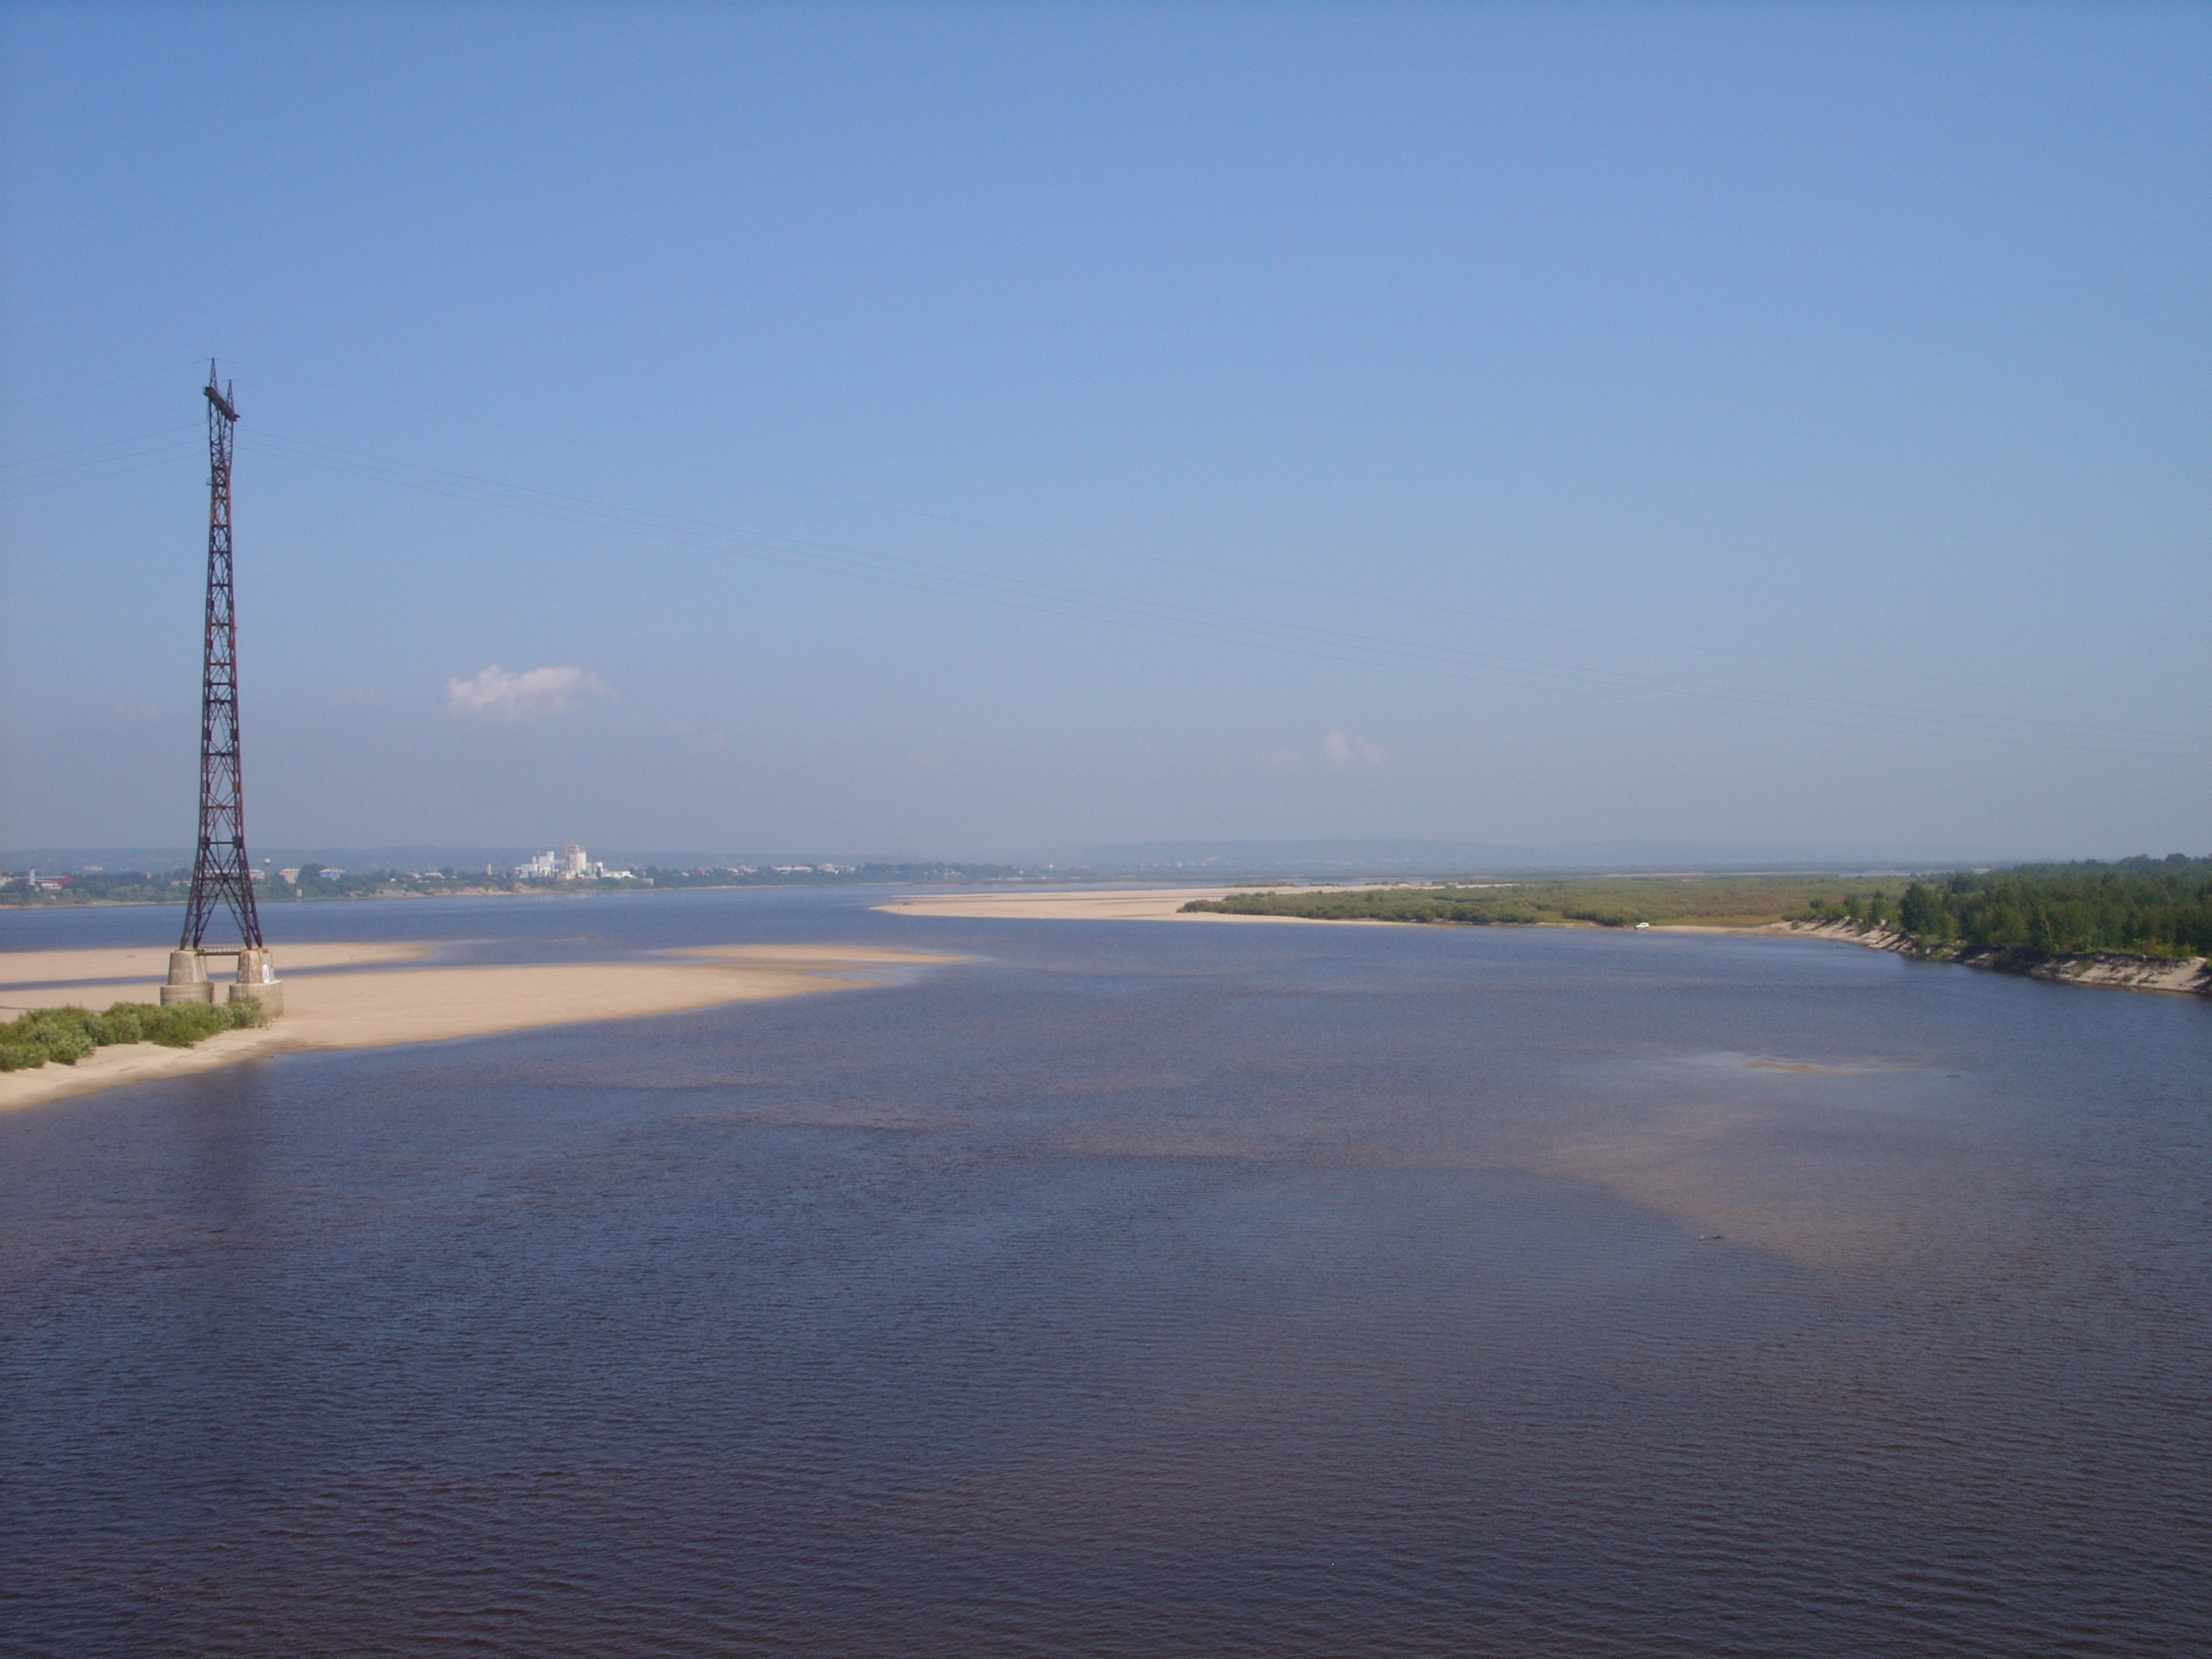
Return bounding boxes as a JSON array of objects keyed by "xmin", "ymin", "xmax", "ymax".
[
  {"xmin": 6, "ymin": 837, "xmax": 2200, "ymax": 883},
  {"xmin": 5, "ymin": 5, "xmax": 2206, "ymax": 855}
]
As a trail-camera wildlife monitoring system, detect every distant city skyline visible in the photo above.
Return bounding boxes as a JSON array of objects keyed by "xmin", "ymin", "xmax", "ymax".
[{"xmin": 4, "ymin": 4, "xmax": 2206, "ymax": 856}]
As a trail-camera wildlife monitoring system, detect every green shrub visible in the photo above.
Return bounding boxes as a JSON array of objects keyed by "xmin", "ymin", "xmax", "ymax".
[{"xmin": 0, "ymin": 998, "xmax": 268, "ymax": 1071}]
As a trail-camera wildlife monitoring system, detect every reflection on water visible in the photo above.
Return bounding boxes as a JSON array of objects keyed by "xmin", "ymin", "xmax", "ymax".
[{"xmin": 3, "ymin": 891, "xmax": 2208, "ymax": 1656}]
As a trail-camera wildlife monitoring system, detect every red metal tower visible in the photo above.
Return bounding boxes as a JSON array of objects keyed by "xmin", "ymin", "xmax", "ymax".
[{"xmin": 179, "ymin": 361, "xmax": 265, "ymax": 953}]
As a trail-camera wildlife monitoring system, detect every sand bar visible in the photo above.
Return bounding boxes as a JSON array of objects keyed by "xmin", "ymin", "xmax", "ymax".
[
  {"xmin": 0, "ymin": 943, "xmax": 964, "ymax": 1113},
  {"xmin": 876, "ymin": 886, "xmax": 1392, "ymax": 923},
  {"xmin": 0, "ymin": 941, "xmax": 432, "ymax": 1012}
]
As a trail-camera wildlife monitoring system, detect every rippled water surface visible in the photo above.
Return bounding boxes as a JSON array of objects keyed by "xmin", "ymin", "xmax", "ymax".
[{"xmin": 4, "ymin": 888, "xmax": 2208, "ymax": 1656}]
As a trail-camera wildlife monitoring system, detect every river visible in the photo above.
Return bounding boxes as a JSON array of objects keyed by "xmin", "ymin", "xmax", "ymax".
[{"xmin": 4, "ymin": 887, "xmax": 2207, "ymax": 1656}]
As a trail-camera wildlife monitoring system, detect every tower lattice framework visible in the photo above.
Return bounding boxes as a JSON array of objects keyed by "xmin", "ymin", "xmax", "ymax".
[{"xmin": 180, "ymin": 362, "xmax": 264, "ymax": 951}]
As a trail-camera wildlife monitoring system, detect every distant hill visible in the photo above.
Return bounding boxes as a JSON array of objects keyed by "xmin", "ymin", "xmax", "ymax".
[{"xmin": 1023, "ymin": 838, "xmax": 2057, "ymax": 876}]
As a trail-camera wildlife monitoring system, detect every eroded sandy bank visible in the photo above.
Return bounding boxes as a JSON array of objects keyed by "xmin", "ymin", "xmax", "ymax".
[
  {"xmin": 0, "ymin": 943, "xmax": 965, "ymax": 1112},
  {"xmin": 1782, "ymin": 919, "xmax": 2211, "ymax": 995}
]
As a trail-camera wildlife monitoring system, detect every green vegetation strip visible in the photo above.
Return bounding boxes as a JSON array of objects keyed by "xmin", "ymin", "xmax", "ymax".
[
  {"xmin": 1182, "ymin": 857, "xmax": 2212, "ymax": 960},
  {"xmin": 1183, "ymin": 876, "xmax": 1856, "ymax": 930},
  {"xmin": 0, "ymin": 999, "xmax": 270, "ymax": 1072}
]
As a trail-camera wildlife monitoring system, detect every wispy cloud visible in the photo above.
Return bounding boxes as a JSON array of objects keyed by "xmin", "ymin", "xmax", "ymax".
[
  {"xmin": 1322, "ymin": 730, "xmax": 1387, "ymax": 769},
  {"xmin": 444, "ymin": 664, "xmax": 614, "ymax": 720},
  {"xmin": 1265, "ymin": 731, "xmax": 1388, "ymax": 772}
]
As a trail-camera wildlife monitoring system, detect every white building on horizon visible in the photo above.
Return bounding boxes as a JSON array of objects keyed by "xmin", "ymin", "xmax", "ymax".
[{"xmin": 516, "ymin": 843, "xmax": 598, "ymax": 880}]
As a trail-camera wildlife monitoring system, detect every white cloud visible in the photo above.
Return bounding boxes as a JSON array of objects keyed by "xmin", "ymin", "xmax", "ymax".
[
  {"xmin": 1322, "ymin": 730, "xmax": 1387, "ymax": 769},
  {"xmin": 1265, "ymin": 731, "xmax": 1387, "ymax": 773},
  {"xmin": 444, "ymin": 664, "xmax": 614, "ymax": 720}
]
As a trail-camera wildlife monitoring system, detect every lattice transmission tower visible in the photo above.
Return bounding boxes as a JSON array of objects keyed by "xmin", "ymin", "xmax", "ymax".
[{"xmin": 179, "ymin": 361, "xmax": 265, "ymax": 954}]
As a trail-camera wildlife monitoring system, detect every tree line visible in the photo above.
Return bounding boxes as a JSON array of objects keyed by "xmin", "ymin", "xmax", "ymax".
[{"xmin": 1798, "ymin": 856, "xmax": 2212, "ymax": 959}]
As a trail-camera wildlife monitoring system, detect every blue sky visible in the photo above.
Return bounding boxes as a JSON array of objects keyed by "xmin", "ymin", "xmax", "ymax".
[{"xmin": 3, "ymin": 3, "xmax": 2206, "ymax": 858}]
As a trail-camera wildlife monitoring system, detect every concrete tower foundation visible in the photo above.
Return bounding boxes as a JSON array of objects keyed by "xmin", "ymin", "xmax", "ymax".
[
  {"xmin": 160, "ymin": 950, "xmax": 214, "ymax": 1006},
  {"xmin": 228, "ymin": 948, "xmax": 284, "ymax": 1016}
]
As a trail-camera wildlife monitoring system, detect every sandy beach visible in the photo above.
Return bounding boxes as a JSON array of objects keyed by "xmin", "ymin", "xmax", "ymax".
[
  {"xmin": 0, "ymin": 943, "xmax": 964, "ymax": 1113},
  {"xmin": 880, "ymin": 888, "xmax": 1793, "ymax": 934},
  {"xmin": 0, "ymin": 941, "xmax": 433, "ymax": 1015},
  {"xmin": 876, "ymin": 886, "xmax": 1391, "ymax": 923}
]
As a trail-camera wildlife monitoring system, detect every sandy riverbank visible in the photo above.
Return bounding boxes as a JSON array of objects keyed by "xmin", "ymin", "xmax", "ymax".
[
  {"xmin": 0, "ymin": 941, "xmax": 432, "ymax": 1015},
  {"xmin": 876, "ymin": 886, "xmax": 1395, "ymax": 923},
  {"xmin": 880, "ymin": 892, "xmax": 2211, "ymax": 999},
  {"xmin": 0, "ymin": 943, "xmax": 964, "ymax": 1113}
]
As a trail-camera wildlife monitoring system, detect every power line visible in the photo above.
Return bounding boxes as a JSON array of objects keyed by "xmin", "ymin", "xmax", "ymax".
[
  {"xmin": 226, "ymin": 357, "xmax": 2133, "ymax": 712},
  {"xmin": 246, "ymin": 429, "xmax": 2210, "ymax": 761},
  {"xmin": 0, "ymin": 424, "xmax": 199, "ymax": 471},
  {"xmin": 17, "ymin": 366, "xmax": 2201, "ymax": 760},
  {"xmin": 0, "ymin": 359, "xmax": 212, "ymax": 414},
  {"xmin": 0, "ymin": 443, "xmax": 201, "ymax": 503}
]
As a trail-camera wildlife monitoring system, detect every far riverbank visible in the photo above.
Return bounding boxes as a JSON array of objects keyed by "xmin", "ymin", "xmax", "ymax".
[{"xmin": 882, "ymin": 887, "xmax": 2212, "ymax": 998}]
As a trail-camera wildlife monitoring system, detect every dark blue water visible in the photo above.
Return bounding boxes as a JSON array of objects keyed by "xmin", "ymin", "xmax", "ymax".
[{"xmin": 4, "ymin": 888, "xmax": 2208, "ymax": 1656}]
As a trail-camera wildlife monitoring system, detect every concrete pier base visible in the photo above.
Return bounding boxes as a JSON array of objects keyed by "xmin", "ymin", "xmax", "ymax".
[
  {"xmin": 227, "ymin": 948, "xmax": 283, "ymax": 1017},
  {"xmin": 152, "ymin": 948, "xmax": 282, "ymax": 1014},
  {"xmin": 228, "ymin": 980, "xmax": 283, "ymax": 1016},
  {"xmin": 160, "ymin": 950, "xmax": 215, "ymax": 1006}
]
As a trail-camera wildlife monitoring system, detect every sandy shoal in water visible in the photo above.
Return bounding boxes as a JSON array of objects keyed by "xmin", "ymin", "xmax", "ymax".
[
  {"xmin": 0, "ymin": 941, "xmax": 432, "ymax": 1012},
  {"xmin": 876, "ymin": 886, "xmax": 1393, "ymax": 922},
  {"xmin": 0, "ymin": 944, "xmax": 964, "ymax": 1113}
]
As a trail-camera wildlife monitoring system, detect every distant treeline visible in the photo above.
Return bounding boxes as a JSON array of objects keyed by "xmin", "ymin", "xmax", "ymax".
[
  {"xmin": 0, "ymin": 861, "xmax": 1030, "ymax": 906},
  {"xmin": 0, "ymin": 870, "xmax": 187, "ymax": 905},
  {"xmin": 1798, "ymin": 856, "xmax": 2212, "ymax": 959},
  {"xmin": 646, "ymin": 863, "xmax": 1023, "ymax": 890},
  {"xmin": 264, "ymin": 861, "xmax": 1026, "ymax": 897}
]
